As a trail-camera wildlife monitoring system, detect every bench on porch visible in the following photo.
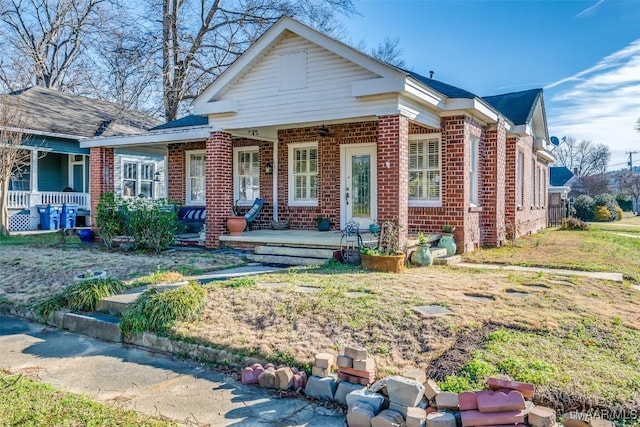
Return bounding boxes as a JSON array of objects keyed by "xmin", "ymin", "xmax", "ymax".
[{"xmin": 177, "ymin": 206, "xmax": 206, "ymax": 233}]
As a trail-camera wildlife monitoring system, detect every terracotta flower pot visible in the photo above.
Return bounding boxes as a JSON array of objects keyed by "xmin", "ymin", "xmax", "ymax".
[
  {"xmin": 360, "ymin": 253, "xmax": 406, "ymax": 273},
  {"xmin": 227, "ymin": 216, "xmax": 247, "ymax": 235}
]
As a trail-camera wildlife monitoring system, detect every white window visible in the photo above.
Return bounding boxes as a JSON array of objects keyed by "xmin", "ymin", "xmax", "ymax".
[
  {"xmin": 517, "ymin": 152, "xmax": 524, "ymax": 208},
  {"xmin": 470, "ymin": 136, "xmax": 479, "ymax": 206},
  {"xmin": 186, "ymin": 150, "xmax": 205, "ymax": 205},
  {"xmin": 122, "ymin": 160, "xmax": 155, "ymax": 198},
  {"xmin": 409, "ymin": 135, "xmax": 441, "ymax": 207},
  {"xmin": 531, "ymin": 159, "xmax": 536, "ymax": 207},
  {"xmin": 536, "ymin": 166, "xmax": 542, "ymax": 207},
  {"xmin": 234, "ymin": 146, "xmax": 260, "ymax": 206},
  {"xmin": 288, "ymin": 142, "xmax": 318, "ymax": 206}
]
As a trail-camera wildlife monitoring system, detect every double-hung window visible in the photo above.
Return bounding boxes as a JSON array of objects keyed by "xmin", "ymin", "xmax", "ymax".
[
  {"xmin": 288, "ymin": 142, "xmax": 318, "ymax": 206},
  {"xmin": 234, "ymin": 146, "xmax": 260, "ymax": 205},
  {"xmin": 186, "ymin": 150, "xmax": 205, "ymax": 205},
  {"xmin": 469, "ymin": 137, "xmax": 479, "ymax": 206},
  {"xmin": 122, "ymin": 161, "xmax": 155, "ymax": 198},
  {"xmin": 409, "ymin": 135, "xmax": 441, "ymax": 206},
  {"xmin": 516, "ymin": 152, "xmax": 524, "ymax": 208}
]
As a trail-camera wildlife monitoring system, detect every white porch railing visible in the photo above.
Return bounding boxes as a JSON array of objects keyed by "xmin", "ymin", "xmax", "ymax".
[{"xmin": 8, "ymin": 191, "xmax": 91, "ymax": 210}]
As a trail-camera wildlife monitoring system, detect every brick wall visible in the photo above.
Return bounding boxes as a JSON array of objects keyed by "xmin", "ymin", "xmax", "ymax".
[
  {"xmin": 204, "ymin": 132, "xmax": 232, "ymax": 247},
  {"xmin": 481, "ymin": 119, "xmax": 507, "ymax": 247},
  {"xmin": 89, "ymin": 147, "xmax": 114, "ymax": 217},
  {"xmin": 167, "ymin": 141, "xmax": 206, "ymax": 204}
]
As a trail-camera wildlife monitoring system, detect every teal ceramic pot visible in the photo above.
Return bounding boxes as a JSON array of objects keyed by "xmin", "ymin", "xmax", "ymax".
[
  {"xmin": 369, "ymin": 223, "xmax": 379, "ymax": 234},
  {"xmin": 411, "ymin": 245, "xmax": 433, "ymax": 266},
  {"xmin": 438, "ymin": 235, "xmax": 457, "ymax": 256},
  {"xmin": 317, "ymin": 219, "xmax": 331, "ymax": 231}
]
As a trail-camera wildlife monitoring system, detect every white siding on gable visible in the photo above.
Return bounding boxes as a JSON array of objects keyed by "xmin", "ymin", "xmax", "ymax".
[{"xmin": 206, "ymin": 32, "xmax": 395, "ymax": 128}]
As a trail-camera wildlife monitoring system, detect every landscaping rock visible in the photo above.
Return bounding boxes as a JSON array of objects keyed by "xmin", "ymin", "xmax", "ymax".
[
  {"xmin": 353, "ymin": 358, "xmax": 375, "ymax": 372},
  {"xmin": 441, "ymin": 409, "xmax": 463, "ymax": 427},
  {"xmin": 304, "ymin": 375, "xmax": 337, "ymax": 400},
  {"xmin": 241, "ymin": 364, "xmax": 264, "ymax": 385},
  {"xmin": 293, "ymin": 370, "xmax": 307, "ymax": 390},
  {"xmin": 406, "ymin": 406, "xmax": 427, "ymax": 427},
  {"xmin": 589, "ymin": 419, "xmax": 615, "ymax": 427},
  {"xmin": 346, "ymin": 388, "xmax": 385, "ymax": 414},
  {"xmin": 312, "ymin": 365, "xmax": 331, "ymax": 377},
  {"xmin": 423, "ymin": 379, "xmax": 441, "ymax": 401},
  {"xmin": 257, "ymin": 367, "xmax": 277, "ymax": 389},
  {"xmin": 561, "ymin": 413, "xmax": 590, "ymax": 427},
  {"xmin": 339, "ymin": 367, "xmax": 376, "ymax": 384},
  {"xmin": 403, "ymin": 368, "xmax": 427, "ymax": 384},
  {"xmin": 335, "ymin": 381, "xmax": 366, "ymax": 405},
  {"xmin": 435, "ymin": 392, "xmax": 459, "ymax": 410},
  {"xmin": 486, "ymin": 378, "xmax": 535, "ymax": 398},
  {"xmin": 369, "ymin": 378, "xmax": 389, "ymax": 395},
  {"xmin": 389, "ymin": 401, "xmax": 409, "ymax": 418},
  {"xmin": 458, "ymin": 391, "xmax": 479, "ymax": 411},
  {"xmin": 528, "ymin": 405, "xmax": 556, "ymax": 427},
  {"xmin": 338, "ymin": 354, "xmax": 354, "ymax": 368},
  {"xmin": 426, "ymin": 411, "xmax": 457, "ymax": 427},
  {"xmin": 460, "ymin": 409, "xmax": 526, "ymax": 427},
  {"xmin": 347, "ymin": 403, "xmax": 376, "ymax": 427},
  {"xmin": 477, "ymin": 390, "xmax": 525, "ymax": 413},
  {"xmin": 275, "ymin": 366, "xmax": 294, "ymax": 390},
  {"xmin": 371, "ymin": 409, "xmax": 405, "ymax": 427},
  {"xmin": 315, "ymin": 352, "xmax": 335, "ymax": 369},
  {"xmin": 386, "ymin": 375, "xmax": 425, "ymax": 407},
  {"xmin": 346, "ymin": 346, "xmax": 368, "ymax": 360}
]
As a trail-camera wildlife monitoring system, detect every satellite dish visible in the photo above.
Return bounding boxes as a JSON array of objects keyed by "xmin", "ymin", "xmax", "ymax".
[{"xmin": 550, "ymin": 136, "xmax": 560, "ymax": 146}]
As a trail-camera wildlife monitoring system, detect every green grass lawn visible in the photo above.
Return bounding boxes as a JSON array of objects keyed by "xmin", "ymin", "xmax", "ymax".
[{"xmin": 0, "ymin": 370, "xmax": 176, "ymax": 426}]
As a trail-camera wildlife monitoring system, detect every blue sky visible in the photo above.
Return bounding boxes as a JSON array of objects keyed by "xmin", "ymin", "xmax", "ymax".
[{"xmin": 339, "ymin": 0, "xmax": 640, "ymax": 171}]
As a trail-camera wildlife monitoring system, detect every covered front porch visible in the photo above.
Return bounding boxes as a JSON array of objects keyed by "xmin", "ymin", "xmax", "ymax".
[{"xmin": 219, "ymin": 229, "xmax": 378, "ymax": 250}]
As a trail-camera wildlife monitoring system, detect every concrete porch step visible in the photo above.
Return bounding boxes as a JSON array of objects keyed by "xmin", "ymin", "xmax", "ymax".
[
  {"xmin": 254, "ymin": 245, "xmax": 335, "ymax": 259},
  {"xmin": 246, "ymin": 253, "xmax": 330, "ymax": 267},
  {"xmin": 433, "ymin": 255, "xmax": 463, "ymax": 266},
  {"xmin": 62, "ymin": 312, "xmax": 122, "ymax": 342}
]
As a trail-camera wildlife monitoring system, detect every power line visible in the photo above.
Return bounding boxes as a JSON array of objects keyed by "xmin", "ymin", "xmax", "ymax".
[{"xmin": 626, "ymin": 151, "xmax": 639, "ymax": 170}]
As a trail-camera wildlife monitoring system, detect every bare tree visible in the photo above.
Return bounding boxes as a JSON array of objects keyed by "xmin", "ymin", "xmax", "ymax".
[
  {"xmin": 0, "ymin": 0, "xmax": 111, "ymax": 91},
  {"xmin": 154, "ymin": 0, "xmax": 355, "ymax": 121},
  {"xmin": 616, "ymin": 169, "xmax": 640, "ymax": 212},
  {"xmin": 552, "ymin": 137, "xmax": 610, "ymax": 177},
  {"xmin": 369, "ymin": 37, "xmax": 406, "ymax": 68},
  {"xmin": 0, "ymin": 96, "xmax": 29, "ymax": 236}
]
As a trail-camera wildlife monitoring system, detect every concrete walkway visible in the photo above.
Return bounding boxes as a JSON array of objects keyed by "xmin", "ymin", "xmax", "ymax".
[
  {"xmin": 0, "ymin": 315, "xmax": 345, "ymax": 427},
  {"xmin": 456, "ymin": 262, "xmax": 624, "ymax": 282}
]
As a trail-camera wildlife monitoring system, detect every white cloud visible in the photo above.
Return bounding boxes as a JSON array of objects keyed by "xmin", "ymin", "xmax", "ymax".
[{"xmin": 547, "ymin": 39, "xmax": 640, "ymax": 170}]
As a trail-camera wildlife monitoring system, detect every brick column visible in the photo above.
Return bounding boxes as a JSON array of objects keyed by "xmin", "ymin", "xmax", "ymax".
[
  {"xmin": 440, "ymin": 116, "xmax": 466, "ymax": 252},
  {"xmin": 481, "ymin": 119, "xmax": 506, "ymax": 247},
  {"xmin": 167, "ymin": 143, "xmax": 186, "ymax": 204},
  {"xmin": 377, "ymin": 114, "xmax": 409, "ymax": 249},
  {"xmin": 89, "ymin": 147, "xmax": 114, "ymax": 220},
  {"xmin": 204, "ymin": 131, "xmax": 232, "ymax": 248}
]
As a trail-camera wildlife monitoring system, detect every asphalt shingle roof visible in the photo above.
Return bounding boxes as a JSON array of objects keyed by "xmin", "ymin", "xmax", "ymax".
[
  {"xmin": 1, "ymin": 86, "xmax": 160, "ymax": 138},
  {"xmin": 404, "ymin": 70, "xmax": 478, "ymax": 99},
  {"xmin": 550, "ymin": 166, "xmax": 574, "ymax": 187},
  {"xmin": 482, "ymin": 88, "xmax": 541, "ymax": 125},
  {"xmin": 152, "ymin": 114, "xmax": 209, "ymax": 130}
]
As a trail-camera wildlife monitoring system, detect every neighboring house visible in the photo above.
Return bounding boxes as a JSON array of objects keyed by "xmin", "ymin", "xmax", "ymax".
[
  {"xmin": 4, "ymin": 87, "xmax": 163, "ymax": 231},
  {"xmin": 81, "ymin": 16, "xmax": 555, "ymax": 252},
  {"xmin": 548, "ymin": 166, "xmax": 577, "ymax": 225}
]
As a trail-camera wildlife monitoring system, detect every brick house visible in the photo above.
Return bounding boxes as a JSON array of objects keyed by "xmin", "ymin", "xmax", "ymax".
[{"xmin": 82, "ymin": 16, "xmax": 555, "ymax": 253}]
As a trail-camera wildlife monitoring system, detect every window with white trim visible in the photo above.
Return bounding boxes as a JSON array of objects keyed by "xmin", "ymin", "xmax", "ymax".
[
  {"xmin": 531, "ymin": 159, "xmax": 536, "ymax": 207},
  {"xmin": 288, "ymin": 142, "xmax": 318, "ymax": 206},
  {"xmin": 186, "ymin": 150, "xmax": 205, "ymax": 205},
  {"xmin": 536, "ymin": 166, "xmax": 542, "ymax": 207},
  {"xmin": 517, "ymin": 151, "xmax": 524, "ymax": 208},
  {"xmin": 409, "ymin": 135, "xmax": 441, "ymax": 206},
  {"xmin": 234, "ymin": 146, "xmax": 260, "ymax": 205},
  {"xmin": 469, "ymin": 136, "xmax": 479, "ymax": 206},
  {"xmin": 122, "ymin": 161, "xmax": 155, "ymax": 198}
]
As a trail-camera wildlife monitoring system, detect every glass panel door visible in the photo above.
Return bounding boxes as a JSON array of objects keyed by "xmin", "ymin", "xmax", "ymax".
[
  {"xmin": 351, "ymin": 155, "xmax": 370, "ymax": 218},
  {"xmin": 342, "ymin": 145, "xmax": 376, "ymax": 229}
]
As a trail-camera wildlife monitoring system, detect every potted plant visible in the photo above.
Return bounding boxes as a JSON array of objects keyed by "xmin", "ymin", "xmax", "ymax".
[
  {"xmin": 369, "ymin": 219, "xmax": 379, "ymax": 234},
  {"xmin": 359, "ymin": 220, "xmax": 406, "ymax": 273},
  {"xmin": 314, "ymin": 215, "xmax": 332, "ymax": 232},
  {"xmin": 411, "ymin": 232, "xmax": 433, "ymax": 266},
  {"xmin": 438, "ymin": 224, "xmax": 457, "ymax": 255}
]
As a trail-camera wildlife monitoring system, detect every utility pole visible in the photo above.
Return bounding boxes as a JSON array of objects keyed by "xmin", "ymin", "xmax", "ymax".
[{"xmin": 626, "ymin": 151, "xmax": 639, "ymax": 170}]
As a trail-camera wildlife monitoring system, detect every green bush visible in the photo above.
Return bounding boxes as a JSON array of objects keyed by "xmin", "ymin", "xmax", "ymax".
[
  {"xmin": 95, "ymin": 192, "xmax": 127, "ymax": 249},
  {"xmin": 120, "ymin": 282, "xmax": 206, "ymax": 336},
  {"xmin": 35, "ymin": 278, "xmax": 125, "ymax": 318},
  {"xmin": 616, "ymin": 207, "xmax": 624, "ymax": 221},
  {"xmin": 572, "ymin": 195, "xmax": 594, "ymax": 222},
  {"xmin": 560, "ymin": 218, "xmax": 590, "ymax": 231},
  {"xmin": 616, "ymin": 194, "xmax": 633, "ymax": 211},
  {"xmin": 594, "ymin": 206, "xmax": 612, "ymax": 221},
  {"xmin": 593, "ymin": 193, "xmax": 619, "ymax": 221},
  {"xmin": 126, "ymin": 198, "xmax": 178, "ymax": 252}
]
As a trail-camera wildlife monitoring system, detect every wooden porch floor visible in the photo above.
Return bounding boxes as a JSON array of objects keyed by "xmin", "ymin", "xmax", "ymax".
[{"xmin": 219, "ymin": 229, "xmax": 378, "ymax": 249}]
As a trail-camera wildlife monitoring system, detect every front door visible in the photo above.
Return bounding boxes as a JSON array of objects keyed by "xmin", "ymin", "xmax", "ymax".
[
  {"xmin": 69, "ymin": 155, "xmax": 85, "ymax": 192},
  {"xmin": 341, "ymin": 144, "xmax": 377, "ymax": 230}
]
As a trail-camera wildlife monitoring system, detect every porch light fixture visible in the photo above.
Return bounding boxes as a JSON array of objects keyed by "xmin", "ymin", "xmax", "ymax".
[
  {"xmin": 265, "ymin": 162, "xmax": 273, "ymax": 175},
  {"xmin": 153, "ymin": 171, "xmax": 161, "ymax": 182},
  {"xmin": 317, "ymin": 124, "xmax": 330, "ymax": 137}
]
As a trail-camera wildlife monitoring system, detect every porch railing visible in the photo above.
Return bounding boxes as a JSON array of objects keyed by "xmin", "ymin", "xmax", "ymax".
[{"xmin": 8, "ymin": 191, "xmax": 91, "ymax": 210}]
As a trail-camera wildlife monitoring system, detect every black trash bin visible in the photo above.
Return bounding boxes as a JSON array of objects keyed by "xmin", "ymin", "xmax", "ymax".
[{"xmin": 61, "ymin": 203, "xmax": 78, "ymax": 229}]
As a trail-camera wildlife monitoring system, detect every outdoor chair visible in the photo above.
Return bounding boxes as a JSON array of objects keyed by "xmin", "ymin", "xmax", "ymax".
[{"xmin": 243, "ymin": 197, "xmax": 265, "ymax": 230}]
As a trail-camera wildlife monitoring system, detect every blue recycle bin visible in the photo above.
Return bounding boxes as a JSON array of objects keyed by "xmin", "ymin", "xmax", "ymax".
[
  {"xmin": 37, "ymin": 204, "xmax": 62, "ymax": 230},
  {"xmin": 61, "ymin": 203, "xmax": 78, "ymax": 229}
]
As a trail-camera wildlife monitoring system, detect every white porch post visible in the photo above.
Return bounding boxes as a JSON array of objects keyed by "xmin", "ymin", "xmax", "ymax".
[
  {"xmin": 272, "ymin": 140, "xmax": 278, "ymax": 221},
  {"xmin": 30, "ymin": 150, "xmax": 38, "ymax": 192}
]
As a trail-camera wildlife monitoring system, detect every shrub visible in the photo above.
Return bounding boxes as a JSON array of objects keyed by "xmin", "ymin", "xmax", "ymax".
[
  {"xmin": 120, "ymin": 282, "xmax": 206, "ymax": 336},
  {"xmin": 616, "ymin": 207, "xmax": 624, "ymax": 221},
  {"xmin": 616, "ymin": 194, "xmax": 633, "ymax": 211},
  {"xmin": 572, "ymin": 195, "xmax": 594, "ymax": 222},
  {"xmin": 593, "ymin": 193, "xmax": 619, "ymax": 221},
  {"xmin": 126, "ymin": 198, "xmax": 178, "ymax": 252},
  {"xmin": 35, "ymin": 278, "xmax": 125, "ymax": 318},
  {"xmin": 560, "ymin": 218, "xmax": 590, "ymax": 231},
  {"xmin": 95, "ymin": 192, "xmax": 127, "ymax": 249},
  {"xmin": 594, "ymin": 206, "xmax": 612, "ymax": 222}
]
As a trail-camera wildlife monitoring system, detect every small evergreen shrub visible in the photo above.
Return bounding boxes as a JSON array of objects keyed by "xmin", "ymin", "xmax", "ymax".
[
  {"xmin": 616, "ymin": 194, "xmax": 633, "ymax": 212},
  {"xmin": 593, "ymin": 193, "xmax": 619, "ymax": 221},
  {"xmin": 35, "ymin": 278, "xmax": 125, "ymax": 318},
  {"xmin": 572, "ymin": 195, "xmax": 594, "ymax": 222},
  {"xmin": 120, "ymin": 282, "xmax": 206, "ymax": 336},
  {"xmin": 560, "ymin": 218, "xmax": 590, "ymax": 231},
  {"xmin": 126, "ymin": 198, "xmax": 178, "ymax": 252},
  {"xmin": 95, "ymin": 192, "xmax": 127, "ymax": 249},
  {"xmin": 616, "ymin": 207, "xmax": 624, "ymax": 221},
  {"xmin": 594, "ymin": 206, "xmax": 612, "ymax": 222}
]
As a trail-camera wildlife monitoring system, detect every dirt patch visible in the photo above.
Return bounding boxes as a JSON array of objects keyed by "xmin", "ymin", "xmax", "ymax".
[{"xmin": 0, "ymin": 244, "xmax": 243, "ymax": 305}]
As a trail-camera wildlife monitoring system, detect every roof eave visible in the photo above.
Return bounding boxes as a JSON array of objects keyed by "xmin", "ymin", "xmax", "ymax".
[{"xmin": 79, "ymin": 126, "xmax": 220, "ymax": 148}]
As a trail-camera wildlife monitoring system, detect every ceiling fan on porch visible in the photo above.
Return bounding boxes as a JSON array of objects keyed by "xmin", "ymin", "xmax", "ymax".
[{"xmin": 316, "ymin": 123, "xmax": 346, "ymax": 138}]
